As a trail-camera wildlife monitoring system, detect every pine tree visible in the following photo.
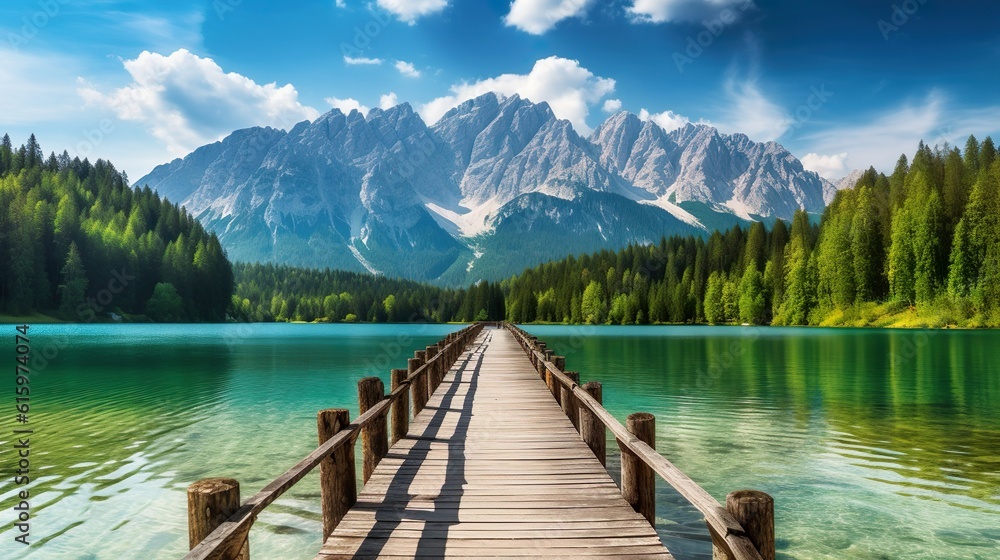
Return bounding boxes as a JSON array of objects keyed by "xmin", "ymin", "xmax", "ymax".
[
  {"xmin": 25, "ymin": 134, "xmax": 42, "ymax": 169},
  {"xmin": 743, "ymin": 221, "xmax": 767, "ymax": 272},
  {"xmin": 850, "ymin": 185, "xmax": 884, "ymax": 302},
  {"xmin": 59, "ymin": 242, "xmax": 88, "ymax": 315},
  {"xmin": 889, "ymin": 154, "xmax": 909, "ymax": 209},
  {"xmin": 980, "ymin": 137, "xmax": 996, "ymax": 171},
  {"xmin": 912, "ymin": 189, "xmax": 943, "ymax": 303},
  {"xmin": 777, "ymin": 211, "xmax": 817, "ymax": 324},
  {"xmin": 703, "ymin": 271, "xmax": 723, "ymax": 323},
  {"xmin": 816, "ymin": 191, "xmax": 855, "ymax": 310},
  {"xmin": 0, "ymin": 134, "xmax": 13, "ymax": 175},
  {"xmin": 964, "ymin": 135, "xmax": 980, "ymax": 178},
  {"xmin": 888, "ymin": 205, "xmax": 916, "ymax": 304},
  {"xmin": 942, "ymin": 148, "xmax": 967, "ymax": 231},
  {"xmin": 738, "ymin": 265, "xmax": 765, "ymax": 324},
  {"xmin": 581, "ymin": 281, "xmax": 606, "ymax": 324}
]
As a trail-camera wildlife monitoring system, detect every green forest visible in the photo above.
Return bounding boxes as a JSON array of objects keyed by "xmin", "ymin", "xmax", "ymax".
[
  {"xmin": 4, "ymin": 133, "xmax": 998, "ymax": 328},
  {"xmin": 231, "ymin": 262, "xmax": 505, "ymax": 323},
  {"xmin": 501, "ymin": 137, "xmax": 1000, "ymax": 328},
  {"xmin": 0, "ymin": 134, "xmax": 232, "ymax": 322}
]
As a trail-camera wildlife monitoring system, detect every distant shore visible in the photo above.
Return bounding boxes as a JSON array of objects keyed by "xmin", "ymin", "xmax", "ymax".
[{"xmin": 1, "ymin": 313, "xmax": 982, "ymax": 329}]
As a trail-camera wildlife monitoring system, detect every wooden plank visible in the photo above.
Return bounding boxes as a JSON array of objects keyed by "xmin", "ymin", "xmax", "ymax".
[{"xmin": 317, "ymin": 327, "xmax": 672, "ymax": 559}]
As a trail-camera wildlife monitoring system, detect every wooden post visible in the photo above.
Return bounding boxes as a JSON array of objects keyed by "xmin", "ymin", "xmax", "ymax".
[
  {"xmin": 715, "ymin": 490, "xmax": 775, "ymax": 560},
  {"xmin": 390, "ymin": 369, "xmax": 409, "ymax": 445},
  {"xmin": 561, "ymin": 372, "xmax": 580, "ymax": 431},
  {"xmin": 580, "ymin": 382, "xmax": 606, "ymax": 466},
  {"xmin": 317, "ymin": 409, "xmax": 356, "ymax": 540},
  {"xmin": 425, "ymin": 345, "xmax": 439, "ymax": 396},
  {"xmin": 408, "ymin": 356, "xmax": 425, "ymax": 416},
  {"xmin": 187, "ymin": 478, "xmax": 250, "ymax": 559},
  {"xmin": 358, "ymin": 377, "xmax": 388, "ymax": 483},
  {"xmin": 553, "ymin": 356, "xmax": 566, "ymax": 404},
  {"xmin": 621, "ymin": 412, "xmax": 655, "ymax": 526}
]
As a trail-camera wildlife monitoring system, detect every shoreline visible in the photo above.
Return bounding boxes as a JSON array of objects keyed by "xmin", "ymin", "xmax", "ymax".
[{"xmin": 1, "ymin": 316, "xmax": 988, "ymax": 330}]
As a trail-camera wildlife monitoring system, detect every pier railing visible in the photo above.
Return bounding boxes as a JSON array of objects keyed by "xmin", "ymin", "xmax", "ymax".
[
  {"xmin": 504, "ymin": 322, "xmax": 775, "ymax": 560},
  {"xmin": 182, "ymin": 323, "xmax": 485, "ymax": 560}
]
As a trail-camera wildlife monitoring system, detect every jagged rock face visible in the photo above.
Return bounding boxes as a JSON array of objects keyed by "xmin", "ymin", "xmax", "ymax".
[
  {"xmin": 589, "ymin": 115, "xmax": 828, "ymax": 218},
  {"xmin": 433, "ymin": 94, "xmax": 624, "ymax": 206},
  {"xmin": 138, "ymin": 92, "xmax": 832, "ymax": 284},
  {"xmin": 824, "ymin": 169, "xmax": 864, "ymax": 205}
]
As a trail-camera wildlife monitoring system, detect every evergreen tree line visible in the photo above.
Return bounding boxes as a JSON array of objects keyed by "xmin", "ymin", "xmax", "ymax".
[
  {"xmin": 0, "ymin": 133, "xmax": 233, "ymax": 321},
  {"xmin": 231, "ymin": 262, "xmax": 506, "ymax": 323},
  {"xmin": 502, "ymin": 136, "xmax": 1000, "ymax": 327}
]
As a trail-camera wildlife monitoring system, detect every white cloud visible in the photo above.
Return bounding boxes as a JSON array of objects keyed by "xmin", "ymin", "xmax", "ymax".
[
  {"xmin": 715, "ymin": 74, "xmax": 792, "ymax": 141},
  {"xmin": 638, "ymin": 108, "xmax": 690, "ymax": 132},
  {"xmin": 377, "ymin": 0, "xmax": 449, "ymax": 24},
  {"xmin": 801, "ymin": 152, "xmax": 848, "ymax": 180},
  {"xmin": 627, "ymin": 0, "xmax": 753, "ymax": 24},
  {"xmin": 79, "ymin": 49, "xmax": 319, "ymax": 156},
  {"xmin": 344, "ymin": 55, "xmax": 383, "ymax": 65},
  {"xmin": 395, "ymin": 60, "xmax": 421, "ymax": 78},
  {"xmin": 335, "ymin": 0, "xmax": 346, "ymax": 7},
  {"xmin": 797, "ymin": 91, "xmax": 1000, "ymax": 173},
  {"xmin": 712, "ymin": 38, "xmax": 792, "ymax": 142},
  {"xmin": 602, "ymin": 98, "xmax": 622, "ymax": 113},
  {"xmin": 107, "ymin": 11, "xmax": 205, "ymax": 52},
  {"xmin": 326, "ymin": 96, "xmax": 369, "ymax": 114},
  {"xmin": 420, "ymin": 56, "xmax": 615, "ymax": 135},
  {"xmin": 505, "ymin": 0, "xmax": 595, "ymax": 34},
  {"xmin": 380, "ymin": 92, "xmax": 399, "ymax": 110}
]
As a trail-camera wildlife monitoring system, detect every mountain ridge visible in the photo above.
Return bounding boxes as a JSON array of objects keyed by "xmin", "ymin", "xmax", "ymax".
[{"xmin": 139, "ymin": 92, "xmax": 830, "ymax": 285}]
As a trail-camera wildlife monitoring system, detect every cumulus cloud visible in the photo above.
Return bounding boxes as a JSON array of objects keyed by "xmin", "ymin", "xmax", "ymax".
[
  {"xmin": 326, "ymin": 96, "xmax": 369, "ymax": 115},
  {"xmin": 395, "ymin": 60, "xmax": 421, "ymax": 78},
  {"xmin": 602, "ymin": 98, "xmax": 622, "ymax": 113},
  {"xmin": 505, "ymin": 0, "xmax": 595, "ymax": 34},
  {"xmin": 628, "ymin": 0, "xmax": 753, "ymax": 24},
  {"xmin": 638, "ymin": 108, "xmax": 690, "ymax": 132},
  {"xmin": 377, "ymin": 0, "xmax": 449, "ymax": 24},
  {"xmin": 379, "ymin": 92, "xmax": 400, "ymax": 110},
  {"xmin": 801, "ymin": 152, "xmax": 848, "ymax": 180},
  {"xmin": 419, "ymin": 56, "xmax": 615, "ymax": 135},
  {"xmin": 78, "ymin": 49, "xmax": 319, "ymax": 155},
  {"xmin": 344, "ymin": 55, "xmax": 383, "ymax": 65}
]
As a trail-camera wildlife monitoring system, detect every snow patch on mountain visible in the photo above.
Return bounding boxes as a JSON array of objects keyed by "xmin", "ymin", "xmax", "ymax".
[
  {"xmin": 424, "ymin": 196, "xmax": 504, "ymax": 237},
  {"xmin": 637, "ymin": 196, "xmax": 705, "ymax": 228}
]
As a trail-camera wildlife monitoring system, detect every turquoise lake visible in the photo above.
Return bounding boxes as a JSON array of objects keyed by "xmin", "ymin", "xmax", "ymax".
[{"xmin": 0, "ymin": 323, "xmax": 997, "ymax": 559}]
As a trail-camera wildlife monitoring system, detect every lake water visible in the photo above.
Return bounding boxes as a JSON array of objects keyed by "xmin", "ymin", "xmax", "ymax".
[{"xmin": 0, "ymin": 324, "xmax": 997, "ymax": 559}]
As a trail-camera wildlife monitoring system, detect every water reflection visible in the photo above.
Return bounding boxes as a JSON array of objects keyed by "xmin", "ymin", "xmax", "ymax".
[
  {"xmin": 528, "ymin": 325, "xmax": 1000, "ymax": 560},
  {"xmin": 0, "ymin": 323, "xmax": 458, "ymax": 560}
]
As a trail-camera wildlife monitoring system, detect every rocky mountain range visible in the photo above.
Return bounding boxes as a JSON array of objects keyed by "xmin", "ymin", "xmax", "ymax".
[{"xmin": 138, "ymin": 92, "xmax": 835, "ymax": 284}]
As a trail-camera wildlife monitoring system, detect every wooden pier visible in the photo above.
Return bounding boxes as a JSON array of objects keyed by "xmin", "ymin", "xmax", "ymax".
[{"xmin": 184, "ymin": 323, "xmax": 774, "ymax": 560}]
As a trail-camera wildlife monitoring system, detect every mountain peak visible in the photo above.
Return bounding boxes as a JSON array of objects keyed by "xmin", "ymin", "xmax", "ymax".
[{"xmin": 137, "ymin": 89, "xmax": 832, "ymax": 284}]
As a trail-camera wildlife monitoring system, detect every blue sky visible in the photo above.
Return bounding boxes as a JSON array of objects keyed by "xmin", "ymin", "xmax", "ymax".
[{"xmin": 2, "ymin": 0, "xmax": 998, "ymax": 180}]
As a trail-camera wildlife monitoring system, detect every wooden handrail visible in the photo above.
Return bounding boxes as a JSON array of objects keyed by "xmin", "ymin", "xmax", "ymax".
[
  {"xmin": 184, "ymin": 323, "xmax": 484, "ymax": 560},
  {"xmin": 502, "ymin": 322, "xmax": 767, "ymax": 560}
]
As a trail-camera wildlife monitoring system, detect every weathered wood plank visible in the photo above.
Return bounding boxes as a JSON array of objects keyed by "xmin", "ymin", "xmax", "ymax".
[{"xmin": 316, "ymin": 326, "xmax": 672, "ymax": 559}]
